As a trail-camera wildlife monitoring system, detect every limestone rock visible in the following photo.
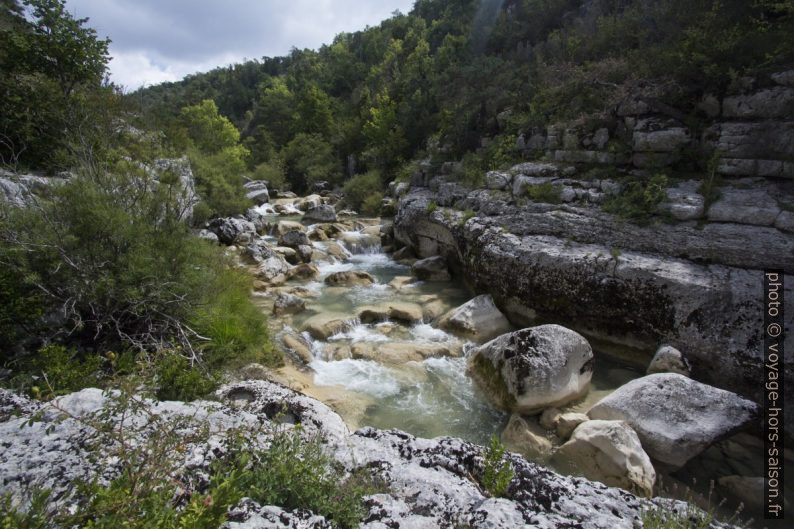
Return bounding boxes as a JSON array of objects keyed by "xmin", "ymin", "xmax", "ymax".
[
  {"xmin": 324, "ymin": 270, "xmax": 375, "ymax": 287},
  {"xmin": 411, "ymin": 256, "xmax": 451, "ymax": 281},
  {"xmin": 647, "ymin": 345, "xmax": 690, "ymax": 376},
  {"xmin": 302, "ymin": 314, "xmax": 354, "ymax": 340},
  {"xmin": 282, "ymin": 333, "xmax": 314, "ymax": 364},
  {"xmin": 707, "ymin": 188, "xmax": 780, "ymax": 226},
  {"xmin": 303, "ymin": 204, "xmax": 337, "ymax": 223},
  {"xmin": 556, "ymin": 412, "xmax": 589, "ymax": 440},
  {"xmin": 208, "ymin": 217, "xmax": 256, "ymax": 245},
  {"xmin": 273, "ymin": 293, "xmax": 306, "ymax": 316},
  {"xmin": 588, "ymin": 373, "xmax": 759, "ymax": 468},
  {"xmin": 486, "ymin": 171, "xmax": 512, "ymax": 191},
  {"xmin": 502, "ymin": 414, "xmax": 553, "ymax": 460},
  {"xmin": 539, "ymin": 408, "xmax": 562, "ymax": 430},
  {"xmin": 552, "ymin": 420, "xmax": 656, "ymax": 497},
  {"xmin": 244, "ymin": 180, "xmax": 269, "ymax": 205},
  {"xmin": 468, "ymin": 325, "xmax": 594, "ymax": 414},
  {"xmin": 286, "ymin": 263, "xmax": 319, "ymax": 280},
  {"xmin": 279, "ymin": 229, "xmax": 311, "ymax": 248},
  {"xmin": 438, "ymin": 294, "xmax": 512, "ymax": 342},
  {"xmin": 275, "ymin": 220, "xmax": 306, "ymax": 237},
  {"xmin": 358, "ymin": 302, "xmax": 424, "ymax": 324}
]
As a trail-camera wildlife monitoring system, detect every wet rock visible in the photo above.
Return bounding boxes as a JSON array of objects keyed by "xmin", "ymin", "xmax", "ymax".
[
  {"xmin": 324, "ymin": 241, "xmax": 350, "ymax": 261},
  {"xmin": 302, "ymin": 314, "xmax": 354, "ymax": 340},
  {"xmin": 275, "ymin": 220, "xmax": 306, "ymax": 237},
  {"xmin": 281, "ymin": 333, "xmax": 314, "ymax": 364},
  {"xmin": 468, "ymin": 325, "xmax": 594, "ymax": 414},
  {"xmin": 303, "ymin": 204, "xmax": 337, "ymax": 223},
  {"xmin": 308, "ymin": 228, "xmax": 329, "ymax": 241},
  {"xmin": 392, "ymin": 246, "xmax": 415, "ymax": 261},
  {"xmin": 552, "ymin": 420, "xmax": 656, "ymax": 497},
  {"xmin": 296, "ymin": 244, "xmax": 314, "ymax": 263},
  {"xmin": 556, "ymin": 412, "xmax": 589, "ymax": 440},
  {"xmin": 422, "ymin": 299, "xmax": 448, "ymax": 322},
  {"xmin": 286, "ymin": 263, "xmax": 319, "ymax": 280},
  {"xmin": 588, "ymin": 373, "xmax": 759, "ymax": 468},
  {"xmin": 244, "ymin": 207, "xmax": 269, "ymax": 234},
  {"xmin": 243, "ymin": 238, "xmax": 277, "ymax": 264},
  {"xmin": 279, "ymin": 229, "xmax": 311, "ymax": 248},
  {"xmin": 438, "ymin": 294, "xmax": 512, "ymax": 342},
  {"xmin": 501, "ymin": 414, "xmax": 553, "ymax": 460},
  {"xmin": 324, "ymin": 270, "xmax": 375, "ymax": 287},
  {"xmin": 297, "ymin": 194, "xmax": 322, "ymax": 211},
  {"xmin": 387, "ymin": 275, "xmax": 416, "ymax": 291},
  {"xmin": 647, "ymin": 345, "xmax": 690, "ymax": 376},
  {"xmin": 358, "ymin": 302, "xmax": 424, "ymax": 324},
  {"xmin": 411, "ymin": 256, "xmax": 451, "ymax": 281},
  {"xmin": 273, "ymin": 246, "xmax": 299, "ymax": 264},
  {"xmin": 539, "ymin": 408, "xmax": 562, "ymax": 430},
  {"xmin": 352, "ymin": 342, "xmax": 460, "ymax": 364},
  {"xmin": 273, "ymin": 293, "xmax": 306, "ymax": 316}
]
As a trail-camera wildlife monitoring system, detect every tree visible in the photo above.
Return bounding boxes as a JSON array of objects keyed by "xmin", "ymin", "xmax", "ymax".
[{"xmin": 281, "ymin": 133, "xmax": 341, "ymax": 193}]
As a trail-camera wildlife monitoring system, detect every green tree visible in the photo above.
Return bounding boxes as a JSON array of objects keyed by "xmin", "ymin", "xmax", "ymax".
[{"xmin": 281, "ymin": 133, "xmax": 341, "ymax": 193}]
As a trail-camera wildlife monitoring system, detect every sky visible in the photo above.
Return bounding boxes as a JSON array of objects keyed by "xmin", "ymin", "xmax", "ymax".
[{"xmin": 63, "ymin": 0, "xmax": 416, "ymax": 90}]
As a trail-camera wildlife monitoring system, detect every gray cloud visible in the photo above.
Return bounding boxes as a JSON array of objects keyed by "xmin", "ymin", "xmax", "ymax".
[{"xmin": 64, "ymin": 0, "xmax": 415, "ymax": 89}]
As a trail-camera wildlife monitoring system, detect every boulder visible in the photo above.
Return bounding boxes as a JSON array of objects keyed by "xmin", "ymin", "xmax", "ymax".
[
  {"xmin": 501, "ymin": 414, "xmax": 553, "ymax": 460},
  {"xmin": 302, "ymin": 314, "xmax": 354, "ymax": 340},
  {"xmin": 243, "ymin": 238, "xmax": 276, "ymax": 264},
  {"xmin": 324, "ymin": 270, "xmax": 375, "ymax": 287},
  {"xmin": 208, "ymin": 217, "xmax": 256, "ymax": 245},
  {"xmin": 279, "ymin": 229, "xmax": 311, "ymax": 249},
  {"xmin": 324, "ymin": 241, "xmax": 350, "ymax": 261},
  {"xmin": 244, "ymin": 180, "xmax": 269, "ymax": 205},
  {"xmin": 303, "ymin": 204, "xmax": 337, "ymax": 223},
  {"xmin": 411, "ymin": 256, "xmax": 451, "ymax": 281},
  {"xmin": 552, "ymin": 420, "xmax": 656, "ymax": 497},
  {"xmin": 556, "ymin": 412, "xmax": 589, "ymax": 440},
  {"xmin": 438, "ymin": 295, "xmax": 512, "ymax": 342},
  {"xmin": 286, "ymin": 263, "xmax": 319, "ymax": 280},
  {"xmin": 388, "ymin": 276, "xmax": 416, "ymax": 291},
  {"xmin": 275, "ymin": 220, "xmax": 306, "ymax": 237},
  {"xmin": 198, "ymin": 229, "xmax": 219, "ymax": 244},
  {"xmin": 296, "ymin": 244, "xmax": 313, "ymax": 263},
  {"xmin": 358, "ymin": 302, "xmax": 424, "ymax": 324},
  {"xmin": 539, "ymin": 408, "xmax": 562, "ymax": 430},
  {"xmin": 281, "ymin": 333, "xmax": 314, "ymax": 364},
  {"xmin": 707, "ymin": 188, "xmax": 780, "ymax": 226},
  {"xmin": 587, "ymin": 373, "xmax": 759, "ymax": 468},
  {"xmin": 297, "ymin": 194, "xmax": 322, "ymax": 211},
  {"xmin": 647, "ymin": 345, "xmax": 690, "ymax": 376},
  {"xmin": 272, "ymin": 293, "xmax": 306, "ymax": 316},
  {"xmin": 468, "ymin": 325, "xmax": 594, "ymax": 414},
  {"xmin": 486, "ymin": 171, "xmax": 512, "ymax": 191},
  {"xmin": 256, "ymin": 254, "xmax": 291, "ymax": 284}
]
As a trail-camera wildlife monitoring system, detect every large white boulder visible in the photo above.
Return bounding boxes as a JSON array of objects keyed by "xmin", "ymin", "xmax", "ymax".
[
  {"xmin": 552, "ymin": 420, "xmax": 656, "ymax": 497},
  {"xmin": 468, "ymin": 324, "xmax": 594, "ymax": 414},
  {"xmin": 587, "ymin": 373, "xmax": 758, "ymax": 469}
]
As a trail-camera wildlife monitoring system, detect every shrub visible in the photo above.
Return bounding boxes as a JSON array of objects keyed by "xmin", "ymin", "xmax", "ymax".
[
  {"xmin": 281, "ymin": 133, "xmax": 341, "ymax": 193},
  {"xmin": 342, "ymin": 170, "xmax": 382, "ymax": 211},
  {"xmin": 426, "ymin": 200, "xmax": 438, "ymax": 213},
  {"xmin": 481, "ymin": 434, "xmax": 514, "ymax": 498},
  {"xmin": 154, "ymin": 353, "xmax": 217, "ymax": 402},
  {"xmin": 526, "ymin": 182, "xmax": 562, "ymax": 204},
  {"xmin": 252, "ymin": 160, "xmax": 288, "ymax": 192},
  {"xmin": 189, "ymin": 146, "xmax": 251, "ymax": 219},
  {"xmin": 602, "ymin": 173, "xmax": 669, "ymax": 224},
  {"xmin": 361, "ymin": 192, "xmax": 384, "ymax": 217}
]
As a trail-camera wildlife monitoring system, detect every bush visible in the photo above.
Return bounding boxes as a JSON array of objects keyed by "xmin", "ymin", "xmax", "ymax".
[
  {"xmin": 360, "ymin": 192, "xmax": 384, "ymax": 216},
  {"xmin": 526, "ymin": 182, "xmax": 562, "ymax": 204},
  {"xmin": 602, "ymin": 173, "xmax": 669, "ymax": 224},
  {"xmin": 481, "ymin": 434, "xmax": 514, "ymax": 498},
  {"xmin": 154, "ymin": 353, "xmax": 217, "ymax": 402},
  {"xmin": 189, "ymin": 146, "xmax": 251, "ymax": 219},
  {"xmin": 0, "ymin": 161, "xmax": 274, "ymax": 372},
  {"xmin": 342, "ymin": 170, "xmax": 382, "ymax": 211},
  {"xmin": 281, "ymin": 133, "xmax": 341, "ymax": 193},
  {"xmin": 253, "ymin": 160, "xmax": 288, "ymax": 192}
]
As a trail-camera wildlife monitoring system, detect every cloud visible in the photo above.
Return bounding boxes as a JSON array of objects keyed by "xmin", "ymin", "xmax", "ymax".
[{"xmin": 64, "ymin": 0, "xmax": 416, "ymax": 89}]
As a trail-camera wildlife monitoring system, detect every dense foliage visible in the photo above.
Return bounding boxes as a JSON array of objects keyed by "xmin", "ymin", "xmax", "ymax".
[
  {"xmin": 1, "ymin": 0, "xmax": 276, "ymax": 401},
  {"xmin": 133, "ymin": 0, "xmax": 793, "ymax": 194}
]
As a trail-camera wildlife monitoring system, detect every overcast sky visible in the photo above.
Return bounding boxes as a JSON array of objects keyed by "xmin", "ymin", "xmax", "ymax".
[{"xmin": 63, "ymin": 0, "xmax": 416, "ymax": 90}]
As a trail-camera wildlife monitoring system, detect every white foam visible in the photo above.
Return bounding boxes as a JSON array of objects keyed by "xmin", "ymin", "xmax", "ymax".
[
  {"xmin": 253, "ymin": 204, "xmax": 276, "ymax": 215},
  {"xmin": 410, "ymin": 323, "xmax": 455, "ymax": 343},
  {"xmin": 311, "ymin": 359, "xmax": 401, "ymax": 398},
  {"xmin": 328, "ymin": 323, "xmax": 389, "ymax": 343}
]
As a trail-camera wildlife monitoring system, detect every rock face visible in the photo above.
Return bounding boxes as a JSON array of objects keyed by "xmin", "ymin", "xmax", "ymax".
[
  {"xmin": 411, "ymin": 256, "xmax": 452, "ymax": 281},
  {"xmin": 438, "ymin": 294, "xmax": 512, "ymax": 342},
  {"xmin": 393, "ymin": 186, "xmax": 794, "ymax": 438},
  {"xmin": 468, "ymin": 325, "xmax": 594, "ymax": 414},
  {"xmin": 1, "ymin": 382, "xmax": 691, "ymax": 529},
  {"xmin": 588, "ymin": 373, "xmax": 759, "ymax": 469},
  {"xmin": 303, "ymin": 204, "xmax": 337, "ymax": 223},
  {"xmin": 552, "ymin": 420, "xmax": 656, "ymax": 498}
]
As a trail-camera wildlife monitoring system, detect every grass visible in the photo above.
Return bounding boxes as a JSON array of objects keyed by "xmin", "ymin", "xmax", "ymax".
[{"xmin": 526, "ymin": 182, "xmax": 562, "ymax": 204}]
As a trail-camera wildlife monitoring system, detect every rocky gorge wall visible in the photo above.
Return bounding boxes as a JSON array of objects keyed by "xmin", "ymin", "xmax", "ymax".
[{"xmin": 393, "ymin": 173, "xmax": 794, "ymax": 438}]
